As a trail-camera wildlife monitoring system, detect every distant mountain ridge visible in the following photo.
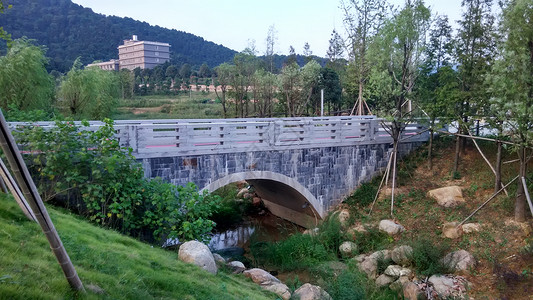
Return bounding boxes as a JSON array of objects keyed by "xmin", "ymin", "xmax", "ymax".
[{"xmin": 0, "ymin": 0, "xmax": 238, "ymax": 72}]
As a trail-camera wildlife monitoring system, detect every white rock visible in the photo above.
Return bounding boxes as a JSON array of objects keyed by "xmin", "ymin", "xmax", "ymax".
[
  {"xmin": 427, "ymin": 186, "xmax": 465, "ymax": 208},
  {"xmin": 293, "ymin": 283, "xmax": 333, "ymax": 300},
  {"xmin": 227, "ymin": 261, "xmax": 246, "ymax": 274},
  {"xmin": 178, "ymin": 241, "xmax": 217, "ymax": 274},
  {"xmin": 379, "ymin": 220, "xmax": 405, "ymax": 235},
  {"xmin": 384, "ymin": 265, "xmax": 412, "ymax": 279},
  {"xmin": 339, "ymin": 241, "xmax": 358, "ymax": 258},
  {"xmin": 461, "ymin": 223, "xmax": 482, "ymax": 233},
  {"xmin": 441, "ymin": 250, "xmax": 476, "ymax": 272}
]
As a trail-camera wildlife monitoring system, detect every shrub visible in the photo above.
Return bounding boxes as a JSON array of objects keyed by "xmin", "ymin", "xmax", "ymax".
[
  {"xmin": 14, "ymin": 119, "xmax": 220, "ymax": 244},
  {"xmin": 250, "ymin": 233, "xmax": 333, "ymax": 271},
  {"xmin": 344, "ymin": 179, "xmax": 379, "ymax": 207},
  {"xmin": 409, "ymin": 238, "xmax": 451, "ymax": 276}
]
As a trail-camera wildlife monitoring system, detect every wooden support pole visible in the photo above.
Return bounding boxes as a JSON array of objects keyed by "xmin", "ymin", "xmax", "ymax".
[
  {"xmin": 457, "ymin": 176, "xmax": 519, "ymax": 227},
  {"xmin": 521, "ymin": 177, "xmax": 533, "ymax": 218},
  {"xmin": 368, "ymin": 150, "xmax": 393, "ymax": 216},
  {"xmin": 467, "ymin": 129, "xmax": 508, "ymax": 196},
  {"xmin": 0, "ymin": 110, "xmax": 84, "ymax": 292},
  {"xmin": 0, "ymin": 157, "xmax": 36, "ymax": 221}
]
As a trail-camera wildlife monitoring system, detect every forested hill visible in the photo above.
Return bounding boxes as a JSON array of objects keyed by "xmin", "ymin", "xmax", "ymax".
[{"xmin": 0, "ymin": 0, "xmax": 237, "ymax": 72}]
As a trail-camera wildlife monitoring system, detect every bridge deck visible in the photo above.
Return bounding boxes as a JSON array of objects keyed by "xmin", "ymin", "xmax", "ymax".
[{"xmin": 10, "ymin": 116, "xmax": 428, "ymax": 159}]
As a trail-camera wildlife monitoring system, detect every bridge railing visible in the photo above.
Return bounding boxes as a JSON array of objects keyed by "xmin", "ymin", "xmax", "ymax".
[{"xmin": 9, "ymin": 116, "xmax": 429, "ymax": 158}]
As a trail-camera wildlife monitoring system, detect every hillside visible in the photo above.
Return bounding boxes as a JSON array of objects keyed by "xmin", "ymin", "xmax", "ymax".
[
  {"xmin": 0, "ymin": 193, "xmax": 276, "ymax": 299},
  {"xmin": 0, "ymin": 0, "xmax": 237, "ymax": 72}
]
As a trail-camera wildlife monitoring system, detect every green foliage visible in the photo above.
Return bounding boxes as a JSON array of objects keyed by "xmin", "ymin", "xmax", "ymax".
[
  {"xmin": 251, "ymin": 233, "xmax": 333, "ymax": 271},
  {"xmin": 353, "ymin": 226, "xmax": 393, "ymax": 254},
  {"xmin": 409, "ymin": 237, "xmax": 451, "ymax": 276},
  {"xmin": 0, "ymin": 38, "xmax": 54, "ymax": 112},
  {"xmin": 57, "ymin": 58, "xmax": 120, "ymax": 119},
  {"xmin": 345, "ymin": 179, "xmax": 380, "ymax": 207},
  {"xmin": 14, "ymin": 119, "xmax": 220, "ymax": 243},
  {"xmin": 210, "ymin": 184, "xmax": 254, "ymax": 230}
]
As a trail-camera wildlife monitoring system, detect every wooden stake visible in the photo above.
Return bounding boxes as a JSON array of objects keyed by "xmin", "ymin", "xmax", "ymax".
[
  {"xmin": 521, "ymin": 177, "xmax": 533, "ymax": 218},
  {"xmin": 368, "ymin": 151, "xmax": 393, "ymax": 216},
  {"xmin": 457, "ymin": 176, "xmax": 519, "ymax": 227},
  {"xmin": 0, "ymin": 157, "xmax": 36, "ymax": 221},
  {"xmin": 391, "ymin": 143, "xmax": 398, "ymax": 217},
  {"xmin": 0, "ymin": 111, "xmax": 84, "ymax": 291},
  {"xmin": 467, "ymin": 129, "xmax": 508, "ymax": 196}
]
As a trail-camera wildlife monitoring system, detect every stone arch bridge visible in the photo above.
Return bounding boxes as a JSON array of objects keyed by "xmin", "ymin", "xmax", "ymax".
[{"xmin": 15, "ymin": 116, "xmax": 428, "ymax": 227}]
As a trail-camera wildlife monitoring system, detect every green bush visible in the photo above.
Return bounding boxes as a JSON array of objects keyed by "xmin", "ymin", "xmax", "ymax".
[
  {"xmin": 409, "ymin": 238, "xmax": 451, "ymax": 276},
  {"xmin": 250, "ymin": 233, "xmax": 334, "ymax": 271},
  {"xmin": 345, "ymin": 178, "xmax": 380, "ymax": 207},
  {"xmin": 14, "ymin": 119, "xmax": 220, "ymax": 244}
]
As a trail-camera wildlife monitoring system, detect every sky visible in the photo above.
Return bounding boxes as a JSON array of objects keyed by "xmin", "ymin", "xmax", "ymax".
[{"xmin": 71, "ymin": 0, "xmax": 464, "ymax": 57}]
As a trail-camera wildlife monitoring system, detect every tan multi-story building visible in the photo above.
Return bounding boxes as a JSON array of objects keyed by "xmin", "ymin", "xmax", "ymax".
[{"xmin": 118, "ymin": 35, "xmax": 171, "ymax": 70}]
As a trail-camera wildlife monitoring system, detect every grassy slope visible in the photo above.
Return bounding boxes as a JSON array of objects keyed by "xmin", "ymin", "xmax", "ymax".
[{"xmin": 0, "ymin": 194, "xmax": 275, "ymax": 300}]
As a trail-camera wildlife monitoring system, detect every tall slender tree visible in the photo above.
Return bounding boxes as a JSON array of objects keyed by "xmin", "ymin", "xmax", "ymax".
[
  {"xmin": 488, "ymin": 0, "xmax": 533, "ymax": 222},
  {"xmin": 342, "ymin": 0, "xmax": 387, "ymax": 115},
  {"xmin": 453, "ymin": 0, "xmax": 496, "ymax": 174}
]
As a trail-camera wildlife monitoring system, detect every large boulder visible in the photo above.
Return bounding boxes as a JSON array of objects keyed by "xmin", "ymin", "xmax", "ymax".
[
  {"xmin": 391, "ymin": 245, "xmax": 413, "ymax": 266},
  {"xmin": 293, "ymin": 283, "xmax": 332, "ymax": 300},
  {"xmin": 441, "ymin": 250, "xmax": 476, "ymax": 273},
  {"xmin": 178, "ymin": 241, "xmax": 217, "ymax": 274},
  {"xmin": 243, "ymin": 268, "xmax": 291, "ymax": 300},
  {"xmin": 379, "ymin": 220, "xmax": 405, "ymax": 235},
  {"xmin": 428, "ymin": 186, "xmax": 465, "ymax": 208},
  {"xmin": 339, "ymin": 241, "xmax": 358, "ymax": 258}
]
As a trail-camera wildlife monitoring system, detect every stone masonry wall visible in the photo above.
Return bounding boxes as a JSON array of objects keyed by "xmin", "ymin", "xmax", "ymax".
[{"xmin": 141, "ymin": 142, "xmax": 422, "ymax": 213}]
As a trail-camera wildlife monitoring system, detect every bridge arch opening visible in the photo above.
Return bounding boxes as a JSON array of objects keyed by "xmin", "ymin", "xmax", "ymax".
[{"xmin": 202, "ymin": 171, "xmax": 323, "ymax": 228}]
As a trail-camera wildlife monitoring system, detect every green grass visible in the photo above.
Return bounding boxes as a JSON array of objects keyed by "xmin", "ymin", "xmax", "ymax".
[
  {"xmin": 0, "ymin": 194, "xmax": 276, "ymax": 300},
  {"xmin": 113, "ymin": 93, "xmax": 229, "ymax": 120}
]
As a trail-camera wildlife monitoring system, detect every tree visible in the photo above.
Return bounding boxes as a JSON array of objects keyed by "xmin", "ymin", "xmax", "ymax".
[
  {"xmin": 58, "ymin": 58, "xmax": 119, "ymax": 119},
  {"xmin": 0, "ymin": 0, "xmax": 11, "ymax": 42},
  {"xmin": 453, "ymin": 0, "xmax": 496, "ymax": 174},
  {"xmin": 286, "ymin": 45, "xmax": 297, "ymax": 66},
  {"xmin": 214, "ymin": 63, "xmax": 232, "ymax": 118},
  {"xmin": 265, "ymin": 24, "xmax": 278, "ymax": 73},
  {"xmin": 0, "ymin": 38, "xmax": 53, "ymax": 112},
  {"xmin": 118, "ymin": 68, "xmax": 135, "ymax": 99},
  {"xmin": 342, "ymin": 0, "xmax": 387, "ymax": 115},
  {"xmin": 326, "ymin": 29, "xmax": 345, "ymax": 71},
  {"xmin": 279, "ymin": 60, "xmax": 321, "ymax": 117},
  {"xmin": 303, "ymin": 42, "xmax": 313, "ymax": 63},
  {"xmin": 418, "ymin": 15, "xmax": 457, "ymax": 170},
  {"xmin": 198, "ymin": 63, "xmax": 211, "ymax": 78},
  {"xmin": 318, "ymin": 68, "xmax": 343, "ymax": 115},
  {"xmin": 253, "ymin": 69, "xmax": 277, "ymax": 117},
  {"xmin": 368, "ymin": 0, "xmax": 431, "ymax": 215},
  {"xmin": 229, "ymin": 50, "xmax": 258, "ymax": 117},
  {"xmin": 487, "ymin": 0, "xmax": 533, "ymax": 222}
]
